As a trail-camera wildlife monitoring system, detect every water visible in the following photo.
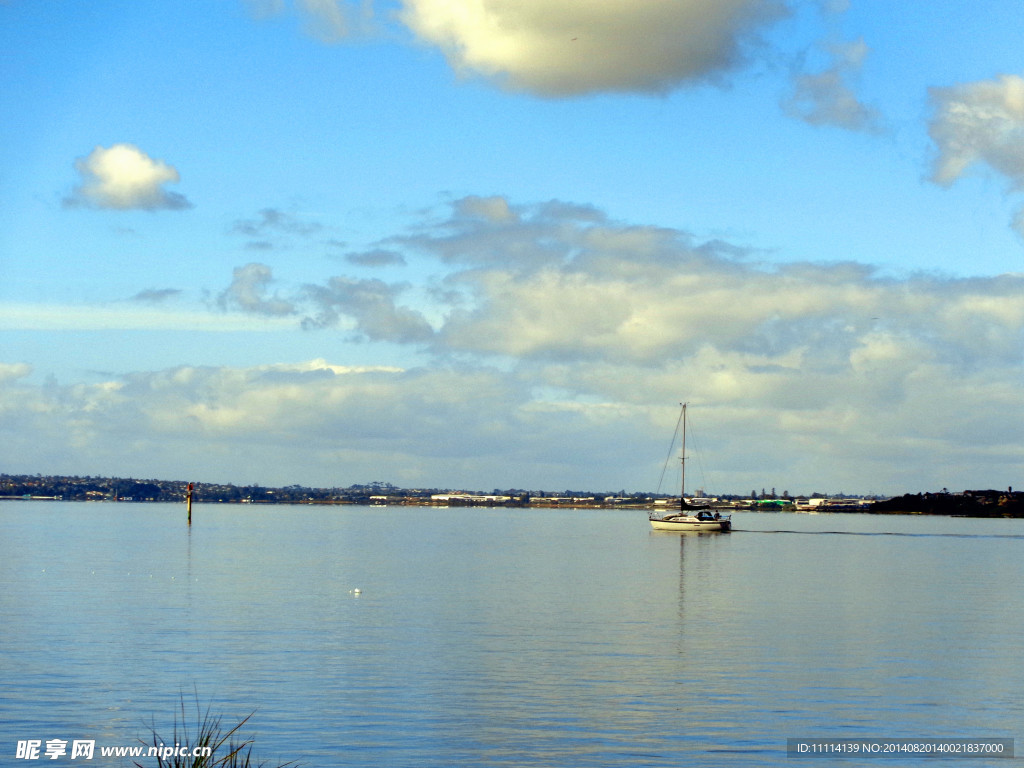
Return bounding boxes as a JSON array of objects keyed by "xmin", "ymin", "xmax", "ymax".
[{"xmin": 2, "ymin": 503, "xmax": 1022, "ymax": 766}]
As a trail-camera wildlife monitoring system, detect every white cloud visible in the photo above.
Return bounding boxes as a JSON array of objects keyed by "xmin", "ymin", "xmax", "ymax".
[
  {"xmin": 216, "ymin": 196, "xmax": 1024, "ymax": 376},
  {"xmin": 214, "ymin": 263, "xmax": 435, "ymax": 343},
  {"xmin": 406, "ymin": 197, "xmax": 1024, "ymax": 490},
  {"xmin": 438, "ymin": 247, "xmax": 1023, "ymax": 370},
  {"xmin": 5, "ymin": 317, "xmax": 1023, "ymax": 493},
  {"xmin": 218, "ymin": 263, "xmax": 297, "ymax": 316},
  {"xmin": 929, "ymin": 74, "xmax": 1024, "ymax": 188},
  {"xmin": 398, "ymin": 0, "xmax": 787, "ymax": 96},
  {"xmin": 257, "ymin": 0, "xmax": 789, "ymax": 97},
  {"xmin": 257, "ymin": 358, "xmax": 404, "ymax": 375},
  {"xmin": 14, "ymin": 196, "xmax": 1024, "ymax": 494},
  {"xmin": 0, "ymin": 362, "xmax": 32, "ymax": 384},
  {"xmin": 302, "ymin": 276, "xmax": 435, "ymax": 341},
  {"xmin": 0, "ymin": 359, "xmax": 630, "ymax": 489},
  {"xmin": 66, "ymin": 144, "xmax": 191, "ymax": 211},
  {"xmin": 929, "ymin": 74, "xmax": 1024, "ymax": 237}
]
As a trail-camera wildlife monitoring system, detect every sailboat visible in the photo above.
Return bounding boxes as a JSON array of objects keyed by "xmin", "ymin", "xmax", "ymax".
[{"xmin": 649, "ymin": 403, "xmax": 732, "ymax": 532}]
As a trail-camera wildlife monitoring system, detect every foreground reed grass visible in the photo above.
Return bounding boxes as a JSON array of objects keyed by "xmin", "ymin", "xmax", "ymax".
[{"xmin": 134, "ymin": 694, "xmax": 296, "ymax": 768}]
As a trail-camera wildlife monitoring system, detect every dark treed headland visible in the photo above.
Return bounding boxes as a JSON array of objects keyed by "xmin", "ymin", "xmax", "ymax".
[{"xmin": 2, "ymin": 474, "xmax": 1022, "ymax": 516}]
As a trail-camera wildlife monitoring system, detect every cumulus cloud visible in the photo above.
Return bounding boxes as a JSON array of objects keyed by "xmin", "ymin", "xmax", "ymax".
[
  {"xmin": 0, "ymin": 359, "xmax": 620, "ymax": 489},
  {"xmin": 213, "ymin": 261, "xmax": 433, "ymax": 342},
  {"xmin": 929, "ymin": 74, "xmax": 1024, "ymax": 238},
  {"xmin": 217, "ymin": 197, "xmax": 1024, "ymax": 378},
  {"xmin": 0, "ymin": 362, "xmax": 32, "ymax": 384},
  {"xmin": 302, "ymin": 276, "xmax": 435, "ymax": 342},
  {"xmin": 255, "ymin": 0, "xmax": 788, "ymax": 96},
  {"xmin": 66, "ymin": 144, "xmax": 191, "ymax": 210},
  {"xmin": 40, "ymin": 195, "xmax": 1023, "ymax": 493},
  {"xmin": 398, "ymin": 198, "xmax": 1024, "ymax": 374},
  {"xmin": 214, "ymin": 260, "xmax": 432, "ymax": 341},
  {"xmin": 929, "ymin": 74, "xmax": 1024, "ymax": 189},
  {"xmin": 398, "ymin": 0, "xmax": 787, "ymax": 96},
  {"xmin": 5, "ymin": 285, "xmax": 1024, "ymax": 491},
  {"xmin": 398, "ymin": 195, "xmax": 607, "ymax": 269},
  {"xmin": 218, "ymin": 263, "xmax": 297, "ymax": 316},
  {"xmin": 783, "ymin": 38, "xmax": 880, "ymax": 132}
]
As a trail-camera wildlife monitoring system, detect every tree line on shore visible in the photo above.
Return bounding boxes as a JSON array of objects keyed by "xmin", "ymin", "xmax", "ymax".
[
  {"xmin": 871, "ymin": 488, "xmax": 1022, "ymax": 517},
  {"xmin": 2, "ymin": 474, "xmax": 409, "ymax": 504},
  {"xmin": 0, "ymin": 474, "xmax": 653, "ymax": 505}
]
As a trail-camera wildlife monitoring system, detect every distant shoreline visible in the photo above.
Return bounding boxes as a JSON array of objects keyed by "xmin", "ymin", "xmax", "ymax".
[{"xmin": 2, "ymin": 477, "xmax": 1022, "ymax": 518}]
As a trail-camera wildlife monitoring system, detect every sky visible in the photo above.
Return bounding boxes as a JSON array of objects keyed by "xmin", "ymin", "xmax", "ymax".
[{"xmin": 2, "ymin": 0, "xmax": 1024, "ymax": 496}]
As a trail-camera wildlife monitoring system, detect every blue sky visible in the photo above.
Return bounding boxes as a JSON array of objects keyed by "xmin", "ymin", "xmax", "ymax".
[{"xmin": 2, "ymin": 0, "xmax": 1023, "ymax": 495}]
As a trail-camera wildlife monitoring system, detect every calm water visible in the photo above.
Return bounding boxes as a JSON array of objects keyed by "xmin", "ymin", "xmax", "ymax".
[{"xmin": 2, "ymin": 502, "xmax": 1022, "ymax": 766}]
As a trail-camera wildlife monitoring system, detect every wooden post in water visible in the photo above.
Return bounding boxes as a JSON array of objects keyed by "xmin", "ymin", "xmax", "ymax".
[{"xmin": 187, "ymin": 482, "xmax": 193, "ymax": 526}]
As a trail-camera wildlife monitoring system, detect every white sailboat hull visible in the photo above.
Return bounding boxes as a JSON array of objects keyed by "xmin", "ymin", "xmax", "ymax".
[{"xmin": 649, "ymin": 514, "xmax": 731, "ymax": 532}]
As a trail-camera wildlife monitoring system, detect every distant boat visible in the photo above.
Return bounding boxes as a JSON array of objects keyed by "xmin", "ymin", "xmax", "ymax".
[{"xmin": 649, "ymin": 403, "xmax": 731, "ymax": 532}]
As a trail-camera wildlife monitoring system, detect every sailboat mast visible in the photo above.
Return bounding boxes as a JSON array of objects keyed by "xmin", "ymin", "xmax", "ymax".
[{"xmin": 680, "ymin": 403, "xmax": 687, "ymax": 509}]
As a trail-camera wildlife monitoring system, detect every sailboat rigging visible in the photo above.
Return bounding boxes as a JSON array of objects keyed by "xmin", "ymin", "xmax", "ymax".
[{"xmin": 649, "ymin": 403, "xmax": 731, "ymax": 532}]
